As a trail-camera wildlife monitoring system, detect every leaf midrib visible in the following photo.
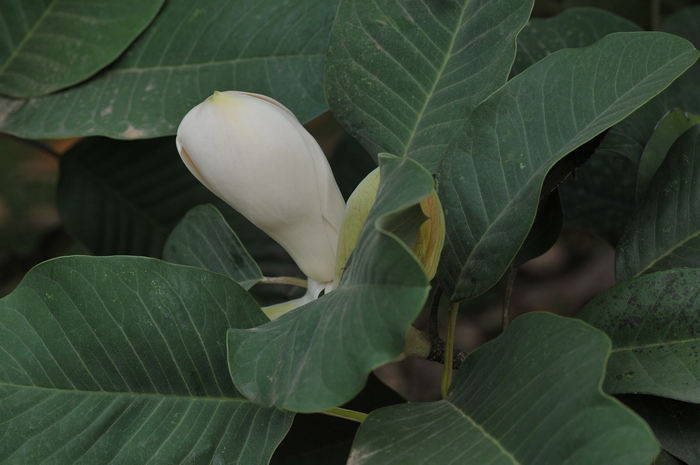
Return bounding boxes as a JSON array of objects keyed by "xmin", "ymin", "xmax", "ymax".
[
  {"xmin": 633, "ymin": 228, "xmax": 700, "ymax": 279},
  {"xmin": 1, "ymin": 381, "xmax": 247, "ymax": 402},
  {"xmin": 445, "ymin": 401, "xmax": 521, "ymax": 465},
  {"xmin": 610, "ymin": 337, "xmax": 700, "ymax": 353},
  {"xmin": 0, "ymin": 0, "xmax": 58, "ymax": 76},
  {"xmin": 400, "ymin": 3, "xmax": 470, "ymax": 158}
]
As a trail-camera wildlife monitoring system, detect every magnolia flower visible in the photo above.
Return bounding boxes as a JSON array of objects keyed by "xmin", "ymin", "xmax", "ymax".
[{"xmin": 176, "ymin": 91, "xmax": 346, "ymax": 293}]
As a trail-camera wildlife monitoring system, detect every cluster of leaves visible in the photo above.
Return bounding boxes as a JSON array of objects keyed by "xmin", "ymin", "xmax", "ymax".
[{"xmin": 1, "ymin": 0, "xmax": 700, "ymax": 463}]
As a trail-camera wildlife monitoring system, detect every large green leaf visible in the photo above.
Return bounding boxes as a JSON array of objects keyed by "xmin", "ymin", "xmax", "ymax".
[
  {"xmin": 0, "ymin": 256, "xmax": 293, "ymax": 463},
  {"xmin": 436, "ymin": 32, "xmax": 699, "ymax": 302},
  {"xmin": 227, "ymin": 155, "xmax": 431, "ymax": 412},
  {"xmin": 523, "ymin": 7, "xmax": 700, "ymax": 245},
  {"xmin": 0, "ymin": 0, "xmax": 336, "ymax": 139},
  {"xmin": 0, "ymin": 0, "xmax": 164, "ymax": 98},
  {"xmin": 578, "ymin": 269, "xmax": 700, "ymax": 403},
  {"xmin": 348, "ymin": 313, "xmax": 658, "ymax": 465},
  {"xmin": 622, "ymin": 395, "xmax": 700, "ymax": 465},
  {"xmin": 513, "ymin": 9, "xmax": 641, "ymax": 245},
  {"xmin": 512, "ymin": 7, "xmax": 640, "ymax": 76},
  {"xmin": 325, "ymin": 0, "xmax": 534, "ymax": 172},
  {"xmin": 616, "ymin": 124, "xmax": 700, "ymax": 281},
  {"xmin": 163, "ymin": 204, "xmax": 263, "ymax": 290},
  {"xmin": 516, "ymin": 10, "xmax": 644, "ymax": 244}
]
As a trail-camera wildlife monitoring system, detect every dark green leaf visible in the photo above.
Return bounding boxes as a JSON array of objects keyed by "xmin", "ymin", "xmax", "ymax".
[
  {"xmin": 636, "ymin": 111, "xmax": 700, "ymax": 202},
  {"xmin": 512, "ymin": 7, "xmax": 640, "ymax": 76},
  {"xmin": 437, "ymin": 32, "xmax": 699, "ymax": 302},
  {"xmin": 271, "ymin": 374, "xmax": 402, "ymax": 465},
  {"xmin": 348, "ymin": 313, "xmax": 658, "ymax": 465},
  {"xmin": 57, "ymin": 137, "xmax": 219, "ymax": 257},
  {"xmin": 578, "ymin": 269, "xmax": 700, "ymax": 402},
  {"xmin": 622, "ymin": 395, "xmax": 700, "ymax": 465},
  {"xmin": 0, "ymin": 0, "xmax": 164, "ymax": 97},
  {"xmin": 655, "ymin": 450, "xmax": 686, "ymax": 465},
  {"xmin": 559, "ymin": 150, "xmax": 638, "ymax": 244},
  {"xmin": 325, "ymin": 0, "xmax": 534, "ymax": 172},
  {"xmin": 163, "ymin": 205, "xmax": 262, "ymax": 289},
  {"xmin": 616, "ymin": 125, "xmax": 700, "ymax": 281},
  {"xmin": 227, "ymin": 155, "xmax": 431, "ymax": 412},
  {"xmin": 0, "ymin": 256, "xmax": 293, "ymax": 464},
  {"xmin": 562, "ymin": 0, "xmax": 654, "ymax": 27},
  {"xmin": 552, "ymin": 7, "xmax": 700, "ymax": 244},
  {"xmin": 505, "ymin": 7, "xmax": 643, "ymax": 250},
  {"xmin": 0, "ymin": 0, "xmax": 337, "ymax": 139}
]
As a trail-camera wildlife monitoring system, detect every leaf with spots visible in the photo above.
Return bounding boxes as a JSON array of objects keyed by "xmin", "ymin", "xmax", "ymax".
[
  {"xmin": 347, "ymin": 313, "xmax": 658, "ymax": 465},
  {"xmin": 578, "ymin": 269, "xmax": 700, "ymax": 403},
  {"xmin": 0, "ymin": 256, "xmax": 292, "ymax": 464}
]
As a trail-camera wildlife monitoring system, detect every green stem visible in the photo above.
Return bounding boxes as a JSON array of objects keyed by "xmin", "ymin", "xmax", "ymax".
[
  {"xmin": 259, "ymin": 276, "xmax": 308, "ymax": 288},
  {"xmin": 441, "ymin": 302, "xmax": 459, "ymax": 398},
  {"xmin": 321, "ymin": 407, "xmax": 368, "ymax": 423}
]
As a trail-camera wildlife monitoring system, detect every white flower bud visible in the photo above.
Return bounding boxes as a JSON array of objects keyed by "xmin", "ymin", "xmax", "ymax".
[{"xmin": 176, "ymin": 91, "xmax": 346, "ymax": 286}]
